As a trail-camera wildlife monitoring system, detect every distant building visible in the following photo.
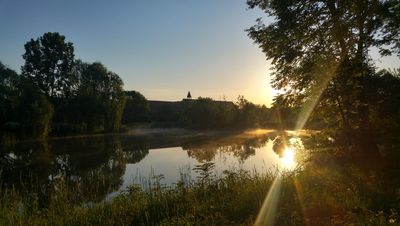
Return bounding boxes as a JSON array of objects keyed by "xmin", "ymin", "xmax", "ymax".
[{"xmin": 148, "ymin": 92, "xmax": 234, "ymax": 121}]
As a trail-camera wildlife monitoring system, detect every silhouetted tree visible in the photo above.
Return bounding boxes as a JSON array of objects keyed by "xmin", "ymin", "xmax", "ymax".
[
  {"xmin": 236, "ymin": 95, "xmax": 260, "ymax": 128},
  {"xmin": 17, "ymin": 79, "xmax": 54, "ymax": 139},
  {"xmin": 76, "ymin": 62, "xmax": 125, "ymax": 132},
  {"xmin": 22, "ymin": 32, "xmax": 75, "ymax": 97},
  {"xmin": 0, "ymin": 62, "xmax": 19, "ymax": 126},
  {"xmin": 379, "ymin": 0, "xmax": 400, "ymax": 56},
  {"xmin": 185, "ymin": 97, "xmax": 237, "ymax": 129},
  {"xmin": 122, "ymin": 91, "xmax": 149, "ymax": 123},
  {"xmin": 247, "ymin": 0, "xmax": 399, "ymax": 145}
]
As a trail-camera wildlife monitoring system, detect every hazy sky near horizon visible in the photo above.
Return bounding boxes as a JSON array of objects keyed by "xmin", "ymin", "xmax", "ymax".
[{"xmin": 0, "ymin": 0, "xmax": 398, "ymax": 106}]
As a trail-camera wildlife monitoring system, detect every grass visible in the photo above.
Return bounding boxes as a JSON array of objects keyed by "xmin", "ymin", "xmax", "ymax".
[{"xmin": 1, "ymin": 152, "xmax": 400, "ymax": 226}]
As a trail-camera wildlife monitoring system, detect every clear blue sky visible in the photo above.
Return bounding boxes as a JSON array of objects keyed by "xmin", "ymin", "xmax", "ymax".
[{"xmin": 0, "ymin": 0, "xmax": 398, "ymax": 106}]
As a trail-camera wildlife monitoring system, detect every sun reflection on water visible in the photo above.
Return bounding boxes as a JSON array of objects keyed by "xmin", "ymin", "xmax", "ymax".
[
  {"xmin": 256, "ymin": 142, "xmax": 300, "ymax": 225},
  {"xmin": 282, "ymin": 147, "xmax": 296, "ymax": 168}
]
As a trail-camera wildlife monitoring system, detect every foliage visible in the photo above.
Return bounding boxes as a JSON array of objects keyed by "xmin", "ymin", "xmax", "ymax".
[
  {"xmin": 1, "ymin": 32, "xmax": 128, "ymax": 139},
  {"xmin": 184, "ymin": 97, "xmax": 238, "ymax": 129},
  {"xmin": 1, "ymin": 156, "xmax": 399, "ymax": 226},
  {"xmin": 122, "ymin": 90, "xmax": 150, "ymax": 123},
  {"xmin": 2, "ymin": 31, "xmax": 304, "ymax": 139},
  {"xmin": 147, "ymin": 96, "xmax": 289, "ymax": 130},
  {"xmin": 236, "ymin": 95, "xmax": 271, "ymax": 128},
  {"xmin": 1, "ymin": 63, "xmax": 53, "ymax": 140},
  {"xmin": 247, "ymin": 0, "xmax": 400, "ymax": 147},
  {"xmin": 182, "ymin": 96, "xmax": 301, "ymax": 130},
  {"xmin": 0, "ymin": 166, "xmax": 274, "ymax": 226},
  {"xmin": 22, "ymin": 32, "xmax": 75, "ymax": 97},
  {"xmin": 379, "ymin": 0, "xmax": 400, "ymax": 56},
  {"xmin": 80, "ymin": 62, "xmax": 126, "ymax": 132},
  {"xmin": 55, "ymin": 61, "xmax": 126, "ymax": 133},
  {"xmin": 0, "ymin": 62, "xmax": 19, "ymax": 126},
  {"xmin": 16, "ymin": 80, "xmax": 54, "ymax": 139}
]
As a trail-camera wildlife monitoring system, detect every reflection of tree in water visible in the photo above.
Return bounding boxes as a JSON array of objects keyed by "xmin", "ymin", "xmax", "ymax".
[
  {"xmin": 185, "ymin": 134, "xmax": 272, "ymax": 163},
  {"xmin": 121, "ymin": 148, "xmax": 149, "ymax": 164},
  {"xmin": 186, "ymin": 146, "xmax": 218, "ymax": 162},
  {"xmin": 0, "ymin": 141, "xmax": 53, "ymax": 187},
  {"xmin": 0, "ymin": 134, "xmax": 150, "ymax": 203},
  {"xmin": 117, "ymin": 134, "xmax": 150, "ymax": 164},
  {"xmin": 272, "ymin": 135, "xmax": 286, "ymax": 157},
  {"xmin": 272, "ymin": 133, "xmax": 305, "ymax": 159}
]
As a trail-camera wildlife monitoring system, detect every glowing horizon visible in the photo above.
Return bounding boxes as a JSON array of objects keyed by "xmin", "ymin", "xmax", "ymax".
[{"xmin": 0, "ymin": 0, "xmax": 277, "ymax": 106}]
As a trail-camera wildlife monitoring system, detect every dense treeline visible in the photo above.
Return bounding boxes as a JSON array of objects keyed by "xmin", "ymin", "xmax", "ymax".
[
  {"xmin": 0, "ymin": 32, "xmax": 126, "ymax": 141},
  {"xmin": 122, "ymin": 94, "xmax": 302, "ymax": 130},
  {"xmin": 182, "ymin": 96, "xmax": 299, "ymax": 130},
  {"xmin": 0, "ymin": 32, "xmax": 301, "ymax": 143}
]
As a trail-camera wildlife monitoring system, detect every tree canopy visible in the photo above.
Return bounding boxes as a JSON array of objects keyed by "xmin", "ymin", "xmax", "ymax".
[
  {"xmin": 122, "ymin": 91, "xmax": 149, "ymax": 123},
  {"xmin": 247, "ymin": 0, "xmax": 400, "ymax": 145},
  {"xmin": 22, "ymin": 32, "xmax": 75, "ymax": 97}
]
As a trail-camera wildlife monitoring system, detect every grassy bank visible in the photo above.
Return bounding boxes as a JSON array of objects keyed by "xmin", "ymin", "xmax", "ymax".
[{"xmin": 1, "ymin": 153, "xmax": 400, "ymax": 226}]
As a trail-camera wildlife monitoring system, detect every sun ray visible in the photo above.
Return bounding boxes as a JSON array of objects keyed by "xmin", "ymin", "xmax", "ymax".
[
  {"xmin": 295, "ymin": 62, "xmax": 339, "ymax": 130},
  {"xmin": 255, "ymin": 177, "xmax": 283, "ymax": 226},
  {"xmin": 256, "ymin": 61, "xmax": 339, "ymax": 225}
]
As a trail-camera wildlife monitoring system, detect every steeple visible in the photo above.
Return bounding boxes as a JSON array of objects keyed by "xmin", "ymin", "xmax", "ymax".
[{"xmin": 187, "ymin": 91, "xmax": 192, "ymax": 99}]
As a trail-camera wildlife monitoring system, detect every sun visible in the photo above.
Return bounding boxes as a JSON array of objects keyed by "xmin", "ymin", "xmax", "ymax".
[{"xmin": 282, "ymin": 147, "xmax": 296, "ymax": 168}]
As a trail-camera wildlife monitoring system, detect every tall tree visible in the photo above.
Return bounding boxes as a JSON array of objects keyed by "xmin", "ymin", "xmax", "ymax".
[
  {"xmin": 22, "ymin": 32, "xmax": 75, "ymax": 97},
  {"xmin": 77, "ymin": 62, "xmax": 126, "ymax": 132},
  {"xmin": 247, "ymin": 0, "xmax": 398, "ymax": 142}
]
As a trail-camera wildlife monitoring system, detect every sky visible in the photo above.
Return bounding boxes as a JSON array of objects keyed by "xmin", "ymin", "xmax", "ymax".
[{"xmin": 0, "ymin": 0, "xmax": 398, "ymax": 106}]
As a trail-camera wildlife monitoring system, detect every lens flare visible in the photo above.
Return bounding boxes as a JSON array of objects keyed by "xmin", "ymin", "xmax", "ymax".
[
  {"xmin": 255, "ymin": 177, "xmax": 282, "ymax": 226},
  {"xmin": 282, "ymin": 148, "xmax": 296, "ymax": 168}
]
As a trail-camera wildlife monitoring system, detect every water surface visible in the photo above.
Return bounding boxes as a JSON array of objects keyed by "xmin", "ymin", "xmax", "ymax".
[{"xmin": 0, "ymin": 129, "xmax": 303, "ymax": 202}]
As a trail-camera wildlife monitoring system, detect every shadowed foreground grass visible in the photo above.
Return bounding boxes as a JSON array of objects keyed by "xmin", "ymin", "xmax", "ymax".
[{"xmin": 1, "ymin": 153, "xmax": 400, "ymax": 226}]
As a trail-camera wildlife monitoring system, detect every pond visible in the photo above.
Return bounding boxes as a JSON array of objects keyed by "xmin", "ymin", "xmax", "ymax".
[{"xmin": 0, "ymin": 129, "xmax": 305, "ymax": 202}]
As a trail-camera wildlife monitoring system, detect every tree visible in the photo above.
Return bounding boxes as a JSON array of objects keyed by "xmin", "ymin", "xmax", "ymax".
[
  {"xmin": 1, "ymin": 62, "xmax": 54, "ymax": 140},
  {"xmin": 122, "ymin": 91, "xmax": 150, "ymax": 123},
  {"xmin": 185, "ymin": 97, "xmax": 219, "ymax": 129},
  {"xmin": 17, "ymin": 79, "xmax": 54, "ymax": 139},
  {"xmin": 247, "ymin": 0, "xmax": 398, "ymax": 144},
  {"xmin": 22, "ymin": 32, "xmax": 75, "ymax": 97},
  {"xmin": 184, "ymin": 97, "xmax": 237, "ymax": 129},
  {"xmin": 76, "ymin": 62, "xmax": 126, "ymax": 132},
  {"xmin": 0, "ymin": 62, "xmax": 19, "ymax": 125},
  {"xmin": 379, "ymin": 0, "xmax": 400, "ymax": 56},
  {"xmin": 236, "ymin": 96, "xmax": 259, "ymax": 128},
  {"xmin": 45, "ymin": 60, "xmax": 126, "ymax": 134}
]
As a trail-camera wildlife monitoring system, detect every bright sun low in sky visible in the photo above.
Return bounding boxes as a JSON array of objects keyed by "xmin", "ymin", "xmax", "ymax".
[{"xmin": 0, "ymin": 0, "xmax": 398, "ymax": 106}]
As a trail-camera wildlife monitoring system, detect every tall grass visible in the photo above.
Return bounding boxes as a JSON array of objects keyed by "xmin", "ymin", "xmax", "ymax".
[
  {"xmin": 1, "ymin": 157, "xmax": 399, "ymax": 226},
  {"xmin": 0, "ymin": 166, "xmax": 277, "ymax": 225}
]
